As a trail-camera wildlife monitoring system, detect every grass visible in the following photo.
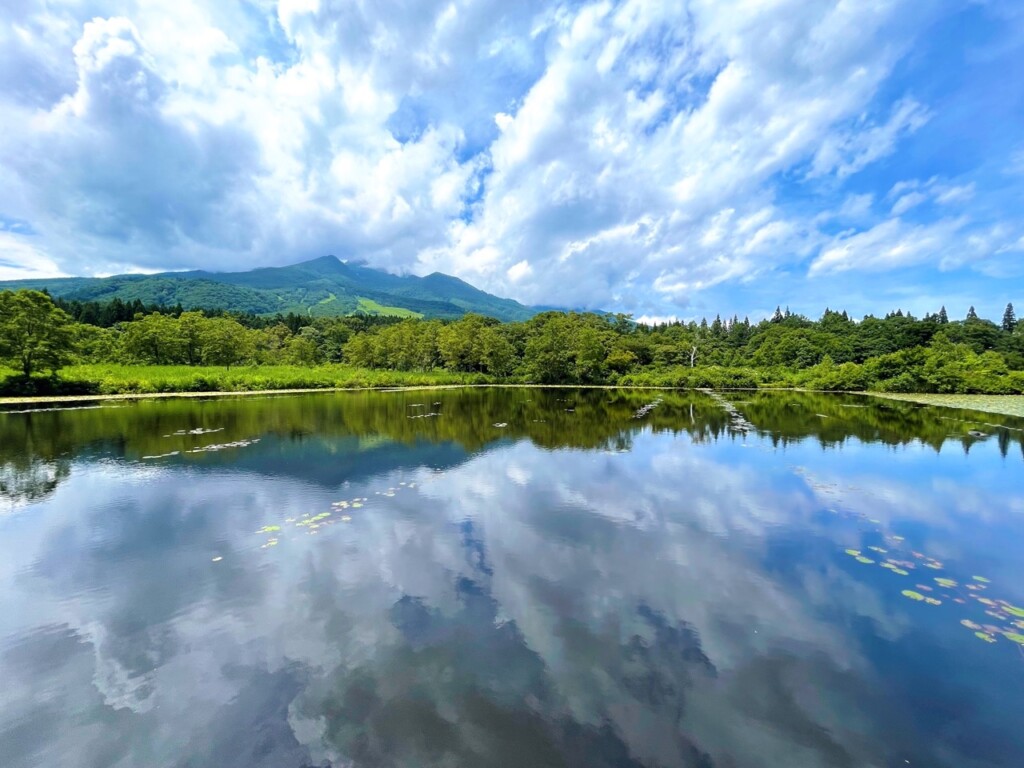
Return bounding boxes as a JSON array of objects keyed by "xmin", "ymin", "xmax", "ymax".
[
  {"xmin": 3, "ymin": 365, "xmax": 1023, "ymax": 416},
  {"xmin": 0, "ymin": 364, "xmax": 487, "ymax": 398},
  {"xmin": 355, "ymin": 297, "xmax": 423, "ymax": 318}
]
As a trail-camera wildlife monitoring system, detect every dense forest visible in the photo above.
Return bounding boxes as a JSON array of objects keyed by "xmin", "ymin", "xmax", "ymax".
[{"xmin": 1, "ymin": 288, "xmax": 1022, "ymax": 395}]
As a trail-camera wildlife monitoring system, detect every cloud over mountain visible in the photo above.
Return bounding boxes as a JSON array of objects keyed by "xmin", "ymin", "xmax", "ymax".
[{"xmin": 0, "ymin": 0, "xmax": 1021, "ymax": 318}]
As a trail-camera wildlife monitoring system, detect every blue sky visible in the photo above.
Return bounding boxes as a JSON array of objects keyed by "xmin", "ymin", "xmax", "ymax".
[{"xmin": 0, "ymin": 0, "xmax": 1021, "ymax": 322}]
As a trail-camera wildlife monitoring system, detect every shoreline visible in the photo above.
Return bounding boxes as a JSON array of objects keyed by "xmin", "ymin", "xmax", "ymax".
[
  {"xmin": 0, "ymin": 382, "xmax": 691, "ymax": 406},
  {"xmin": 1, "ymin": 385, "xmax": 1022, "ymax": 418}
]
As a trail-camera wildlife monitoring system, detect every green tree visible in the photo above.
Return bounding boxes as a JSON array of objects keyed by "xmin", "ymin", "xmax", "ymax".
[
  {"xmin": 201, "ymin": 318, "xmax": 252, "ymax": 369},
  {"xmin": 572, "ymin": 325, "xmax": 607, "ymax": 383},
  {"xmin": 479, "ymin": 326, "xmax": 515, "ymax": 377},
  {"xmin": 1003, "ymin": 302, "xmax": 1016, "ymax": 333},
  {"xmin": 178, "ymin": 311, "xmax": 207, "ymax": 365},
  {"xmin": 119, "ymin": 312, "xmax": 184, "ymax": 364},
  {"xmin": 523, "ymin": 314, "xmax": 574, "ymax": 383},
  {"xmin": 0, "ymin": 290, "xmax": 76, "ymax": 376}
]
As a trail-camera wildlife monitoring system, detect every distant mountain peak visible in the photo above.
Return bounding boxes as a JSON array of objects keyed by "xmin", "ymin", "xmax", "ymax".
[{"xmin": 0, "ymin": 256, "xmax": 541, "ymax": 322}]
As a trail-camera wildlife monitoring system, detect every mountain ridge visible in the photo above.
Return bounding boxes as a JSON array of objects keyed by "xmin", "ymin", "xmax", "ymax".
[{"xmin": 0, "ymin": 256, "xmax": 541, "ymax": 322}]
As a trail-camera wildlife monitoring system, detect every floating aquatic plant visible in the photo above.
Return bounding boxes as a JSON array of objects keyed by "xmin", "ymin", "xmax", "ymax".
[
  {"xmin": 902, "ymin": 590, "xmax": 926, "ymax": 601},
  {"xmin": 258, "ymin": 525, "xmax": 281, "ymax": 533},
  {"xmin": 845, "ymin": 549, "xmax": 861, "ymax": 557},
  {"xmin": 855, "ymin": 556, "xmax": 874, "ymax": 564},
  {"xmin": 975, "ymin": 632, "xmax": 997, "ymax": 643},
  {"xmin": 972, "ymin": 576, "xmax": 991, "ymax": 583},
  {"xmin": 961, "ymin": 620, "xmax": 982, "ymax": 630},
  {"xmin": 935, "ymin": 578, "xmax": 957, "ymax": 588},
  {"xmin": 1005, "ymin": 633, "xmax": 1024, "ymax": 645},
  {"xmin": 1004, "ymin": 605, "xmax": 1024, "ymax": 618}
]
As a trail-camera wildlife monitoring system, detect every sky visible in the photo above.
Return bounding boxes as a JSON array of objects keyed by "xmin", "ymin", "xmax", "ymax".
[{"xmin": 0, "ymin": 0, "xmax": 1021, "ymax": 323}]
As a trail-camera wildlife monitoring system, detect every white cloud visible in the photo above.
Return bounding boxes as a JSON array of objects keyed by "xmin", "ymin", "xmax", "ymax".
[
  {"xmin": 810, "ymin": 217, "xmax": 967, "ymax": 275},
  {"xmin": 0, "ymin": 232, "xmax": 66, "ymax": 280},
  {"xmin": 933, "ymin": 183, "xmax": 975, "ymax": 205},
  {"xmin": 891, "ymin": 191, "xmax": 927, "ymax": 216},
  {"xmin": 0, "ymin": 0, "xmax": 1017, "ymax": 315},
  {"xmin": 506, "ymin": 259, "xmax": 532, "ymax": 282},
  {"xmin": 810, "ymin": 98, "xmax": 931, "ymax": 180}
]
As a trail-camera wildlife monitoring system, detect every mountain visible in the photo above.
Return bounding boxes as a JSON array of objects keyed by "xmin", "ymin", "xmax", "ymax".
[{"xmin": 0, "ymin": 256, "xmax": 541, "ymax": 322}]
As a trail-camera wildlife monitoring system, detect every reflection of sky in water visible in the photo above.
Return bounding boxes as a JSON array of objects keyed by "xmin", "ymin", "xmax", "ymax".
[{"xmin": 1, "ymin": 397, "xmax": 1023, "ymax": 768}]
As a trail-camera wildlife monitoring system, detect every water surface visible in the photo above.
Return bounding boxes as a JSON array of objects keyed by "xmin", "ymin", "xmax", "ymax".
[{"xmin": 2, "ymin": 388, "xmax": 1023, "ymax": 768}]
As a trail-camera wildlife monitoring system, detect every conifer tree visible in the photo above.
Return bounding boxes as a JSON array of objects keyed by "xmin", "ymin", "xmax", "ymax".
[{"xmin": 1003, "ymin": 302, "xmax": 1016, "ymax": 332}]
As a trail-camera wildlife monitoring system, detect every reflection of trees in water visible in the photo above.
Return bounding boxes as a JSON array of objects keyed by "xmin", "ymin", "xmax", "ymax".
[
  {"xmin": 721, "ymin": 391, "xmax": 1024, "ymax": 455},
  {"xmin": 0, "ymin": 458, "xmax": 70, "ymax": 511},
  {"xmin": 1, "ymin": 388, "xmax": 1020, "ymax": 503}
]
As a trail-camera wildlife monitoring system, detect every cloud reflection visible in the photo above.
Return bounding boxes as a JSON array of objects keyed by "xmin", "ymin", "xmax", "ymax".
[{"xmin": 1, "ymin": 395, "xmax": 1023, "ymax": 767}]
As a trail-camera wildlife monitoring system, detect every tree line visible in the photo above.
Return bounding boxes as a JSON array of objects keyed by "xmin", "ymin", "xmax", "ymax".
[{"xmin": 2, "ymin": 289, "xmax": 1022, "ymax": 394}]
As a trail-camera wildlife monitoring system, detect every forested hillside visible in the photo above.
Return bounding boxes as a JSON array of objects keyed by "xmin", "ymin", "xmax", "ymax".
[
  {"xmin": 2, "ymin": 288, "xmax": 1022, "ymax": 396},
  {"xmin": 0, "ymin": 256, "xmax": 539, "ymax": 322}
]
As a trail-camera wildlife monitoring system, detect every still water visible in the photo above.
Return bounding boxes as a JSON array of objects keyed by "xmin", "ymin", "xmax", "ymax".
[{"xmin": 1, "ymin": 388, "xmax": 1023, "ymax": 768}]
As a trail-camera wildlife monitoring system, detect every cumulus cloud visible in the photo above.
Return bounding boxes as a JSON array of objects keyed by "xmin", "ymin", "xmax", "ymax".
[{"xmin": 0, "ymin": 0, "xmax": 1020, "ymax": 314}]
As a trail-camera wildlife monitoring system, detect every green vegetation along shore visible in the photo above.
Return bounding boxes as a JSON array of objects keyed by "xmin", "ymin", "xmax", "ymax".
[
  {"xmin": 2, "ymin": 288, "xmax": 1023, "ymax": 400},
  {"xmin": 871, "ymin": 393, "xmax": 1024, "ymax": 419},
  {"xmin": 0, "ymin": 364, "xmax": 485, "ymax": 398}
]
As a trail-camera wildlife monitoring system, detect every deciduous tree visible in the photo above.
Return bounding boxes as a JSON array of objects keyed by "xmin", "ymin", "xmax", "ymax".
[{"xmin": 0, "ymin": 290, "xmax": 76, "ymax": 376}]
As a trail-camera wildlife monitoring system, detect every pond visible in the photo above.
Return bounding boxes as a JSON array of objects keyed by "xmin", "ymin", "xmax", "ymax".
[{"xmin": 1, "ymin": 388, "xmax": 1023, "ymax": 768}]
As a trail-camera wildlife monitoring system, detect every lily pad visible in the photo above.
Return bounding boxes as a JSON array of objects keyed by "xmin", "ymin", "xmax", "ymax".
[
  {"xmin": 1005, "ymin": 633, "xmax": 1024, "ymax": 645},
  {"xmin": 972, "ymin": 576, "xmax": 991, "ymax": 583},
  {"xmin": 975, "ymin": 632, "xmax": 997, "ymax": 643},
  {"xmin": 845, "ymin": 549, "xmax": 861, "ymax": 557},
  {"xmin": 855, "ymin": 556, "xmax": 875, "ymax": 564},
  {"xmin": 935, "ymin": 578, "xmax": 957, "ymax": 588},
  {"xmin": 960, "ymin": 619, "xmax": 982, "ymax": 630},
  {"xmin": 1004, "ymin": 605, "xmax": 1024, "ymax": 618},
  {"xmin": 258, "ymin": 525, "xmax": 281, "ymax": 533},
  {"xmin": 902, "ymin": 590, "xmax": 926, "ymax": 601},
  {"xmin": 924, "ymin": 597, "xmax": 942, "ymax": 606}
]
